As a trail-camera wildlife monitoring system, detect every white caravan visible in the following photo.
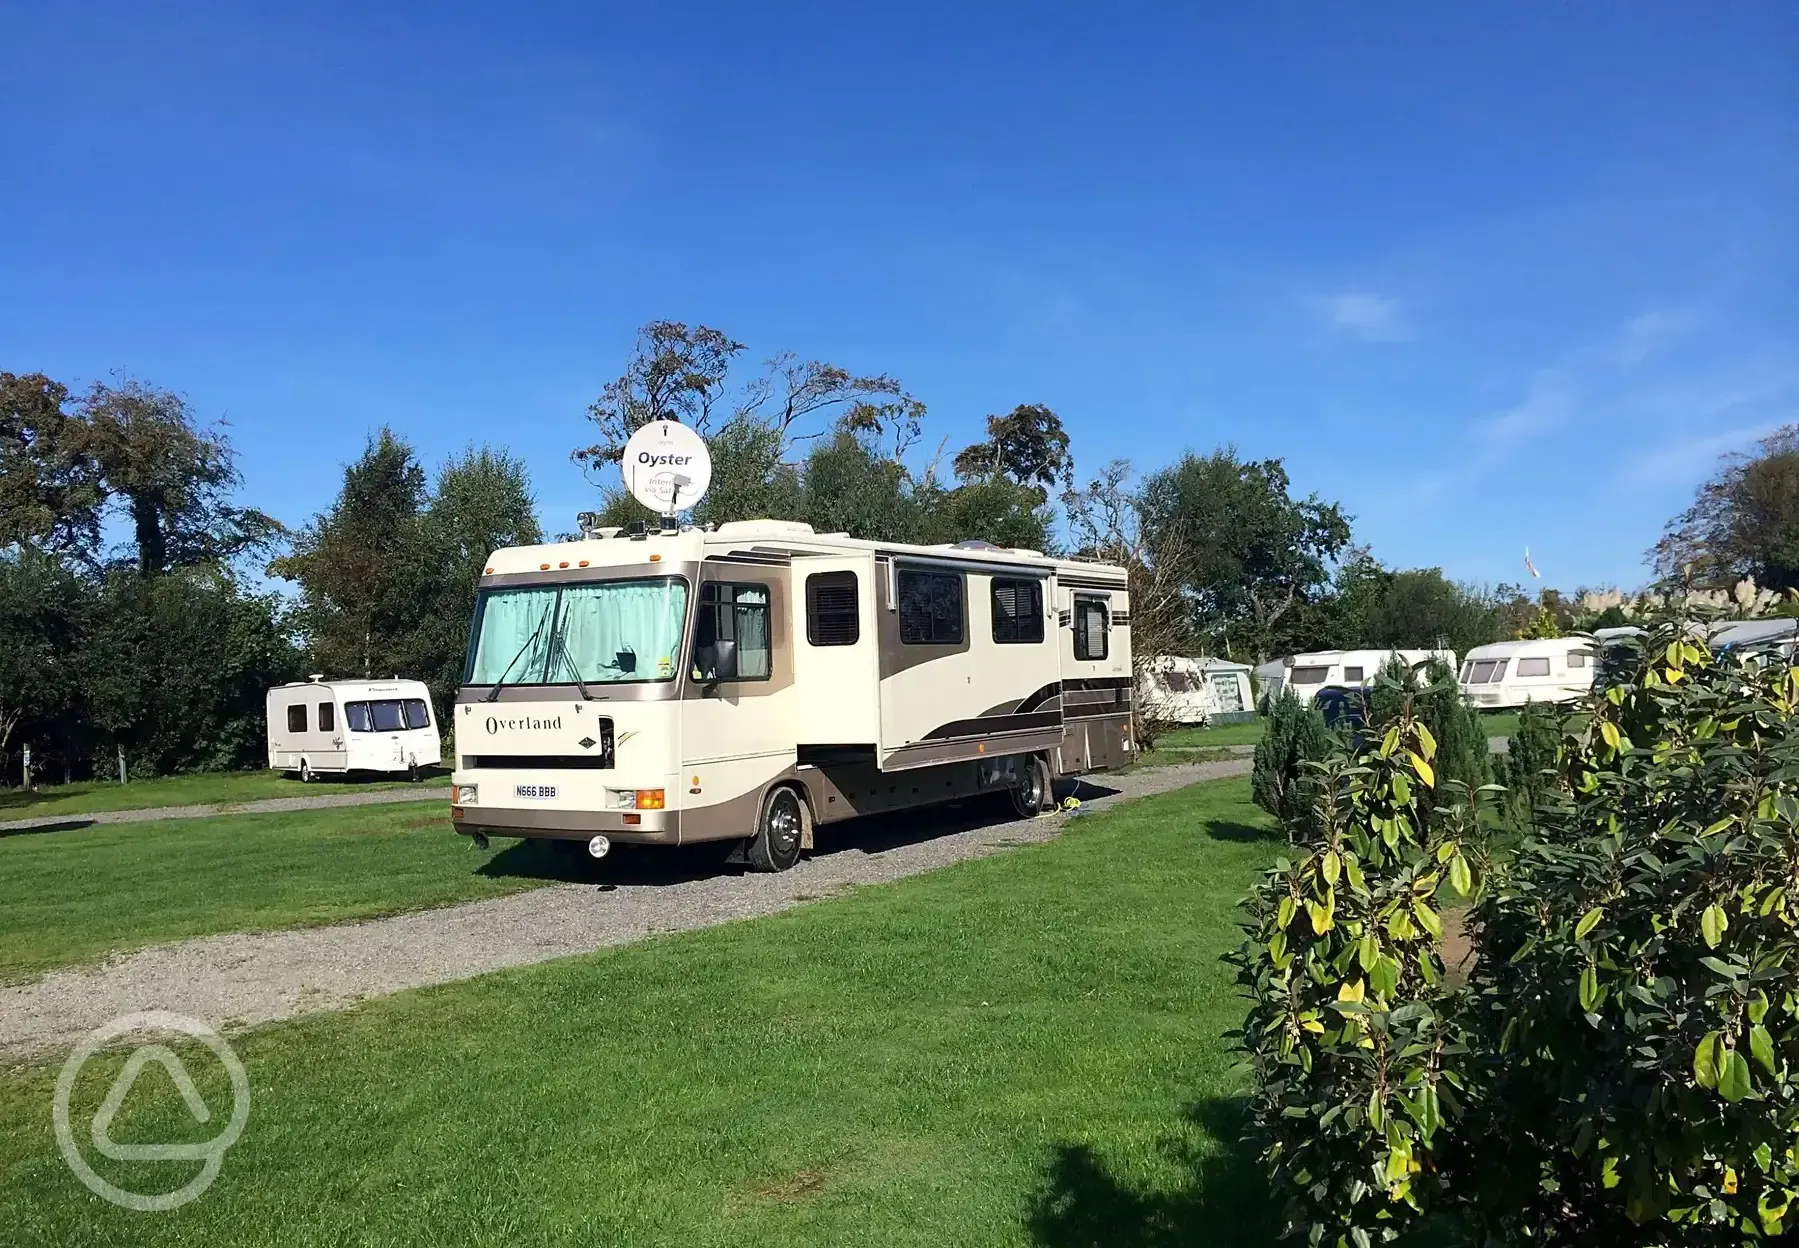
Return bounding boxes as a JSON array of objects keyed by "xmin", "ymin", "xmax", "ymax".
[
  {"xmin": 1261, "ymin": 649, "xmax": 1456, "ymax": 707},
  {"xmin": 1457, "ymin": 639, "xmax": 1595, "ymax": 709},
  {"xmin": 1139, "ymin": 656, "xmax": 1255, "ymax": 726},
  {"xmin": 266, "ymin": 678, "xmax": 442, "ymax": 780},
  {"xmin": 448, "ymin": 521, "xmax": 1134, "ymax": 871}
]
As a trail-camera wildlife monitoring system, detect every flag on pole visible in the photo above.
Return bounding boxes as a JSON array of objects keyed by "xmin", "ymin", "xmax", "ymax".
[{"xmin": 1524, "ymin": 547, "xmax": 1540, "ymax": 578}]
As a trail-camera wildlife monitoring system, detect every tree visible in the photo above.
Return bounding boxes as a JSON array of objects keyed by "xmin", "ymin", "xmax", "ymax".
[
  {"xmin": 272, "ymin": 428, "xmax": 429, "ymax": 679},
  {"xmin": 1139, "ymin": 448, "xmax": 1351, "ymax": 660},
  {"xmin": 78, "ymin": 379, "xmax": 280, "ymax": 575},
  {"xmin": 0, "ymin": 549, "xmax": 89, "ymax": 764},
  {"xmin": 798, "ymin": 428, "xmax": 921, "ymax": 543},
  {"xmin": 573, "ymin": 322, "xmax": 744, "ymax": 470},
  {"xmin": 403, "ymin": 448, "xmax": 543, "ymax": 712},
  {"xmin": 1250, "ymin": 688, "xmax": 1333, "ymax": 834},
  {"xmin": 0, "ymin": 372, "xmax": 103, "ymax": 556},
  {"xmin": 1654, "ymin": 424, "xmax": 1799, "ymax": 591},
  {"xmin": 951, "ymin": 403, "xmax": 1072, "ymax": 489}
]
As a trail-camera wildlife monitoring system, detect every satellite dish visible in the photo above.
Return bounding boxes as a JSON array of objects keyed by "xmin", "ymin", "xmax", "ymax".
[{"xmin": 620, "ymin": 420, "xmax": 712, "ymax": 516}]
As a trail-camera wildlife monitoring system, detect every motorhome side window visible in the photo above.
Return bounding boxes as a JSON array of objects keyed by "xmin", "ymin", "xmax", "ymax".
[
  {"xmin": 991, "ymin": 578, "xmax": 1044, "ymax": 644},
  {"xmin": 318, "ymin": 702, "xmax": 335, "ymax": 732},
  {"xmin": 898, "ymin": 569, "xmax": 964, "ymax": 645},
  {"xmin": 286, "ymin": 704, "xmax": 307, "ymax": 733},
  {"xmin": 1073, "ymin": 597, "xmax": 1109, "ymax": 661},
  {"xmin": 693, "ymin": 583, "xmax": 772, "ymax": 681},
  {"xmin": 806, "ymin": 571, "xmax": 859, "ymax": 646}
]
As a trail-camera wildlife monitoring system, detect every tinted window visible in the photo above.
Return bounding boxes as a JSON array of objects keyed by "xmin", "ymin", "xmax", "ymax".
[
  {"xmin": 1163, "ymin": 671, "xmax": 1193, "ymax": 692},
  {"xmin": 806, "ymin": 571, "xmax": 859, "ymax": 646},
  {"xmin": 1489, "ymin": 659, "xmax": 1509, "ymax": 682},
  {"xmin": 1517, "ymin": 657, "xmax": 1551, "ymax": 677},
  {"xmin": 991, "ymin": 578, "xmax": 1044, "ymax": 644},
  {"xmin": 898, "ymin": 569, "xmax": 964, "ymax": 645},
  {"xmin": 345, "ymin": 702, "xmax": 372, "ymax": 732},
  {"xmin": 1074, "ymin": 597, "xmax": 1109, "ymax": 661},
  {"xmin": 1468, "ymin": 660, "xmax": 1497, "ymax": 683},
  {"xmin": 371, "ymin": 700, "xmax": 405, "ymax": 732},
  {"xmin": 1290, "ymin": 665, "xmax": 1330, "ymax": 684},
  {"xmin": 286, "ymin": 704, "xmax": 307, "ymax": 733},
  {"xmin": 404, "ymin": 698, "xmax": 431, "ymax": 729},
  {"xmin": 1342, "ymin": 666, "xmax": 1365, "ymax": 683},
  {"xmin": 693, "ymin": 582, "xmax": 772, "ymax": 680},
  {"xmin": 318, "ymin": 702, "xmax": 335, "ymax": 732}
]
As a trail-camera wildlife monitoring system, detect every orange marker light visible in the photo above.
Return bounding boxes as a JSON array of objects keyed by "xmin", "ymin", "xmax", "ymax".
[
  {"xmin": 539, "ymin": 563, "xmax": 550, "ymax": 571},
  {"xmin": 635, "ymin": 789, "xmax": 665, "ymax": 810},
  {"xmin": 623, "ymin": 813, "xmax": 642, "ymax": 826},
  {"xmin": 558, "ymin": 561, "xmax": 569, "ymax": 568},
  {"xmin": 649, "ymin": 553, "xmax": 662, "ymax": 562},
  {"xmin": 484, "ymin": 567, "xmax": 493, "ymax": 574},
  {"xmin": 578, "ymin": 560, "xmax": 589, "ymax": 568}
]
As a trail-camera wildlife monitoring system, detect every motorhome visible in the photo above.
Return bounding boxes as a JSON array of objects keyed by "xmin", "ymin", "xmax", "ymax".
[
  {"xmin": 266, "ymin": 678, "xmax": 442, "ymax": 781},
  {"xmin": 1259, "ymin": 648, "xmax": 1456, "ymax": 708},
  {"xmin": 448, "ymin": 520, "xmax": 1133, "ymax": 871},
  {"xmin": 1457, "ymin": 639, "xmax": 1595, "ymax": 709}
]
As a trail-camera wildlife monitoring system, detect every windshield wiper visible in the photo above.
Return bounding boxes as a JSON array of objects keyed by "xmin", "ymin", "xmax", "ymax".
[
  {"xmin": 549, "ymin": 620, "xmax": 595, "ymax": 701},
  {"xmin": 483, "ymin": 608, "xmax": 555, "ymax": 702}
]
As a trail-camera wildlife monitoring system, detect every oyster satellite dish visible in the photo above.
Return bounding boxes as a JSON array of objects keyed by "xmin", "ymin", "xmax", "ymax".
[{"xmin": 620, "ymin": 420, "xmax": 712, "ymax": 515}]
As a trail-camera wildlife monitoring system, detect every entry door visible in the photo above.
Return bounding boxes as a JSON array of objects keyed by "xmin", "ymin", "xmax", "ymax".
[{"xmin": 681, "ymin": 561, "xmax": 797, "ymax": 767}]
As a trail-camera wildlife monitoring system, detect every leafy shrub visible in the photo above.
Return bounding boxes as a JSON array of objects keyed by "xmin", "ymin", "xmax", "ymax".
[
  {"xmin": 1465, "ymin": 625, "xmax": 1799, "ymax": 1243},
  {"xmin": 1233, "ymin": 697, "xmax": 1486, "ymax": 1246},
  {"xmin": 1252, "ymin": 688, "xmax": 1332, "ymax": 834},
  {"xmin": 1368, "ymin": 655, "xmax": 1493, "ymax": 820}
]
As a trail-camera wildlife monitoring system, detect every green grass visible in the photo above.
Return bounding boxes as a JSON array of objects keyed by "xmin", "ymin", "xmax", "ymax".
[
  {"xmin": 0, "ymin": 804, "xmax": 563, "ymax": 982},
  {"xmin": 0, "ymin": 768, "xmax": 449, "ymax": 819},
  {"xmin": 1479, "ymin": 711, "xmax": 1520, "ymax": 740},
  {"xmin": 0, "ymin": 778, "xmax": 1284, "ymax": 1247},
  {"xmin": 1154, "ymin": 719, "xmax": 1265, "ymax": 749}
]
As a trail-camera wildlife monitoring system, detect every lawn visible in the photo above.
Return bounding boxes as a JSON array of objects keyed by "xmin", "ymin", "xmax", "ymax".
[
  {"xmin": 0, "ymin": 777, "xmax": 1284, "ymax": 1248},
  {"xmin": 0, "ymin": 804, "xmax": 562, "ymax": 982},
  {"xmin": 1154, "ymin": 719, "xmax": 1264, "ymax": 749},
  {"xmin": 0, "ymin": 768, "xmax": 449, "ymax": 819}
]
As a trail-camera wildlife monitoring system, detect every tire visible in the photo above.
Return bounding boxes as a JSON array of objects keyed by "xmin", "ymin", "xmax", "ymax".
[
  {"xmin": 746, "ymin": 787, "xmax": 806, "ymax": 873},
  {"xmin": 299, "ymin": 760, "xmax": 313, "ymax": 784},
  {"xmin": 1009, "ymin": 754, "xmax": 1052, "ymax": 818}
]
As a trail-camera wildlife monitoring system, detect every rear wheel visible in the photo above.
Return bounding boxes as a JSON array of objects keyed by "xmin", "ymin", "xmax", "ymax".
[
  {"xmin": 1009, "ymin": 754, "xmax": 1052, "ymax": 818},
  {"xmin": 746, "ymin": 787, "xmax": 806, "ymax": 873}
]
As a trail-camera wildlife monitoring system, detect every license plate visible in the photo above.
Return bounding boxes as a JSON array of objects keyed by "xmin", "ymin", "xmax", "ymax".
[{"xmin": 515, "ymin": 784, "xmax": 558, "ymax": 800}]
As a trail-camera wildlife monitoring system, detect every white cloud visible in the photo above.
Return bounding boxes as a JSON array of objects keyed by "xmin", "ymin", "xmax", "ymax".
[{"xmin": 1308, "ymin": 293, "xmax": 1412, "ymax": 343}]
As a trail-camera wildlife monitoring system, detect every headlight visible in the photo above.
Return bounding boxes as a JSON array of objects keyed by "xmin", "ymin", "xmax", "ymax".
[{"xmin": 455, "ymin": 784, "xmax": 478, "ymax": 805}]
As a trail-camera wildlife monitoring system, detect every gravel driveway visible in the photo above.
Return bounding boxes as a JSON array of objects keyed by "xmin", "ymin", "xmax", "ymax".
[
  {"xmin": 0, "ymin": 784, "xmax": 450, "ymax": 835},
  {"xmin": 0, "ymin": 758, "xmax": 1250, "ymax": 1060}
]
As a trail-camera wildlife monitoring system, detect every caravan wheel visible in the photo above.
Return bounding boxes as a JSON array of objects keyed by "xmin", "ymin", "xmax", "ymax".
[
  {"xmin": 299, "ymin": 760, "xmax": 313, "ymax": 784},
  {"xmin": 746, "ymin": 787, "xmax": 805, "ymax": 873},
  {"xmin": 1009, "ymin": 754, "xmax": 1052, "ymax": 818}
]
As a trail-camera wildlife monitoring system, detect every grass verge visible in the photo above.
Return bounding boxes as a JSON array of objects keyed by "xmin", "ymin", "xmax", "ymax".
[
  {"xmin": 0, "ymin": 804, "xmax": 556, "ymax": 982},
  {"xmin": 0, "ymin": 769, "xmax": 449, "ymax": 819},
  {"xmin": 0, "ymin": 777, "xmax": 1283, "ymax": 1247},
  {"xmin": 1154, "ymin": 720, "xmax": 1264, "ymax": 749}
]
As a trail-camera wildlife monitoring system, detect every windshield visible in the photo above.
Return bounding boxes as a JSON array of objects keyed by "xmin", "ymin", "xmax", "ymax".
[{"xmin": 464, "ymin": 578, "xmax": 690, "ymax": 686}]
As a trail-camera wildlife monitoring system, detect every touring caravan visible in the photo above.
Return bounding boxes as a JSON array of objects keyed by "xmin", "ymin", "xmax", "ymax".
[
  {"xmin": 1457, "ymin": 639, "xmax": 1595, "ymax": 709},
  {"xmin": 266, "ymin": 678, "xmax": 442, "ymax": 780},
  {"xmin": 1139, "ymin": 656, "xmax": 1256, "ymax": 726},
  {"xmin": 1261, "ymin": 649, "xmax": 1456, "ymax": 708},
  {"xmin": 448, "ymin": 520, "xmax": 1134, "ymax": 871}
]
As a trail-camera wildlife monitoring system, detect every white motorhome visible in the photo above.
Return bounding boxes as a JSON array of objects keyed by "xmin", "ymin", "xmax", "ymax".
[
  {"xmin": 1457, "ymin": 639, "xmax": 1594, "ymax": 709},
  {"xmin": 448, "ymin": 521, "xmax": 1134, "ymax": 871},
  {"xmin": 266, "ymin": 678, "xmax": 442, "ymax": 780},
  {"xmin": 1260, "ymin": 649, "xmax": 1457, "ymax": 707}
]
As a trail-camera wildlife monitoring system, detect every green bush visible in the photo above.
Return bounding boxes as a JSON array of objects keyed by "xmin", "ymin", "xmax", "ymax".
[
  {"xmin": 1368, "ymin": 655, "xmax": 1492, "ymax": 819},
  {"xmin": 1233, "ymin": 694, "xmax": 1486, "ymax": 1246},
  {"xmin": 1251, "ymin": 687, "xmax": 1332, "ymax": 835},
  {"xmin": 1235, "ymin": 615, "xmax": 1799, "ymax": 1245},
  {"xmin": 1495, "ymin": 699, "xmax": 1561, "ymax": 832}
]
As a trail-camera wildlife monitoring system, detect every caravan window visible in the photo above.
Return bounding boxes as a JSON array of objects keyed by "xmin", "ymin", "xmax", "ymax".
[
  {"xmin": 991, "ymin": 578, "xmax": 1044, "ymax": 644},
  {"xmin": 694, "ymin": 583, "xmax": 772, "ymax": 681},
  {"xmin": 1289, "ymin": 666, "xmax": 1330, "ymax": 685},
  {"xmin": 286, "ymin": 704, "xmax": 307, "ymax": 733},
  {"xmin": 1163, "ymin": 671, "xmax": 1194, "ymax": 692},
  {"xmin": 1073, "ymin": 597, "xmax": 1109, "ymax": 661},
  {"xmin": 1517, "ymin": 657, "xmax": 1551, "ymax": 677},
  {"xmin": 805, "ymin": 572, "xmax": 859, "ymax": 646},
  {"xmin": 403, "ymin": 699, "xmax": 431, "ymax": 729},
  {"xmin": 1342, "ymin": 666, "xmax": 1365, "ymax": 683},
  {"xmin": 318, "ymin": 702, "xmax": 335, "ymax": 732},
  {"xmin": 898, "ymin": 569, "xmax": 965, "ymax": 645},
  {"xmin": 1459, "ymin": 661, "xmax": 1474, "ymax": 681},
  {"xmin": 1567, "ymin": 651, "xmax": 1590, "ymax": 669}
]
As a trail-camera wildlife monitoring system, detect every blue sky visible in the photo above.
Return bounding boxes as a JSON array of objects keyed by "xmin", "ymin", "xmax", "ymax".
[{"xmin": 3, "ymin": 1, "xmax": 1794, "ymax": 589}]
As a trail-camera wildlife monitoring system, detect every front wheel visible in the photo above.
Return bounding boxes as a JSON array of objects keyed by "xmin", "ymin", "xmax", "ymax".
[
  {"xmin": 746, "ymin": 787, "xmax": 806, "ymax": 873},
  {"xmin": 1009, "ymin": 754, "xmax": 1052, "ymax": 818}
]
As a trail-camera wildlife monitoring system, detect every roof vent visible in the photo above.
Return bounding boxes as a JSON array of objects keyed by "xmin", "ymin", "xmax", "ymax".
[{"xmin": 307, "ymin": 673, "xmax": 325, "ymax": 683}]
